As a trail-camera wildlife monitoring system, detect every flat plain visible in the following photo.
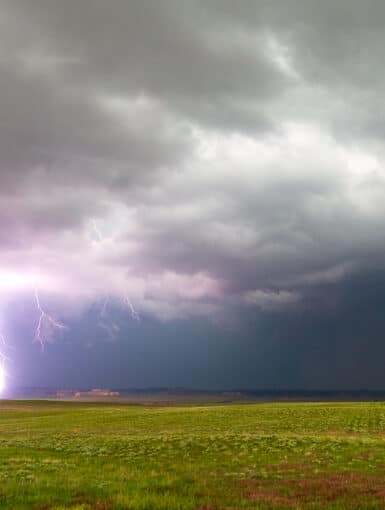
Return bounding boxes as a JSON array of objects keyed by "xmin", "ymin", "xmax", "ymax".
[{"xmin": 1, "ymin": 400, "xmax": 385, "ymax": 509}]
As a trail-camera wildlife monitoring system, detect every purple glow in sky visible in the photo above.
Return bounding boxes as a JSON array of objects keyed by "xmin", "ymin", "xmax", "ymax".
[{"xmin": 0, "ymin": 365, "xmax": 5, "ymax": 393}]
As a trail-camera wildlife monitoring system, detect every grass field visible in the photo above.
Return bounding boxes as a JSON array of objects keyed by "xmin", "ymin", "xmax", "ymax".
[{"xmin": 1, "ymin": 401, "xmax": 385, "ymax": 509}]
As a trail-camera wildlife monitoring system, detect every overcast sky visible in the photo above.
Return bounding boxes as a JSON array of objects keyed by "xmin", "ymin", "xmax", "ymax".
[{"xmin": 1, "ymin": 1, "xmax": 385, "ymax": 390}]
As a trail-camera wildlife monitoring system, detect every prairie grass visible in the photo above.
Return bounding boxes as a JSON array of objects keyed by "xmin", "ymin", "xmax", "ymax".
[{"xmin": 1, "ymin": 401, "xmax": 385, "ymax": 508}]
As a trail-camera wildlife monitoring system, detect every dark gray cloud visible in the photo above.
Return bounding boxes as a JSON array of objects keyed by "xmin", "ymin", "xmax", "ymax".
[
  {"xmin": 7, "ymin": 268, "xmax": 385, "ymax": 390},
  {"xmin": 1, "ymin": 1, "xmax": 385, "ymax": 387}
]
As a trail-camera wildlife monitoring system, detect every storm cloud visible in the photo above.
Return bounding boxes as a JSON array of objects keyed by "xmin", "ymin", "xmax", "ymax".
[{"xmin": 1, "ymin": 1, "xmax": 385, "ymax": 388}]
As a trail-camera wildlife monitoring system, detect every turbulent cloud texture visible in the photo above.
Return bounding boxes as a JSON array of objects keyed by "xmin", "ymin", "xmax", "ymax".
[{"xmin": 1, "ymin": 1, "xmax": 385, "ymax": 388}]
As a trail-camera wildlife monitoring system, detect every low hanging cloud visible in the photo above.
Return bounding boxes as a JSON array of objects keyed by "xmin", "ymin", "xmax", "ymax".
[{"xmin": 1, "ymin": 0, "xmax": 385, "ymax": 324}]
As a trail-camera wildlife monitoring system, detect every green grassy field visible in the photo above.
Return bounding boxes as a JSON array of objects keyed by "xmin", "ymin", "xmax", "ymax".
[{"xmin": 1, "ymin": 401, "xmax": 385, "ymax": 509}]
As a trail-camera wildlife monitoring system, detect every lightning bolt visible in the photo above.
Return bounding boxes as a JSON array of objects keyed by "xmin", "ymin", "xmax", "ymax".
[
  {"xmin": 34, "ymin": 289, "xmax": 67, "ymax": 350},
  {"xmin": 0, "ymin": 327, "xmax": 12, "ymax": 392},
  {"xmin": 89, "ymin": 222, "xmax": 140, "ymax": 332},
  {"xmin": 123, "ymin": 296, "xmax": 140, "ymax": 322},
  {"xmin": 0, "ymin": 331, "xmax": 10, "ymax": 362},
  {"xmin": 0, "ymin": 289, "xmax": 68, "ymax": 391}
]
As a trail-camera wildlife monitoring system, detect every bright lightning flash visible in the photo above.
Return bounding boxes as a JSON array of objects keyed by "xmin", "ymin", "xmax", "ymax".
[
  {"xmin": 0, "ymin": 332, "xmax": 7, "ymax": 394},
  {"xmin": 0, "ymin": 364, "xmax": 5, "ymax": 394},
  {"xmin": 34, "ymin": 289, "xmax": 67, "ymax": 349}
]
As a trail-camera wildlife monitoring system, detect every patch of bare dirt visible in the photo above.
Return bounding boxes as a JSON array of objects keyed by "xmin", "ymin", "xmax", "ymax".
[{"xmin": 244, "ymin": 472, "xmax": 385, "ymax": 507}]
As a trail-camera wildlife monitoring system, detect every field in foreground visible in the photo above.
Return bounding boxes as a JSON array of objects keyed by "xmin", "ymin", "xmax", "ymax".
[{"xmin": 1, "ymin": 402, "xmax": 385, "ymax": 509}]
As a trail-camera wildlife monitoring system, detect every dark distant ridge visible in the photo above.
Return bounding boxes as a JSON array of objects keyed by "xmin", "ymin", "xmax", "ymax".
[{"xmin": 5, "ymin": 387, "xmax": 385, "ymax": 402}]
